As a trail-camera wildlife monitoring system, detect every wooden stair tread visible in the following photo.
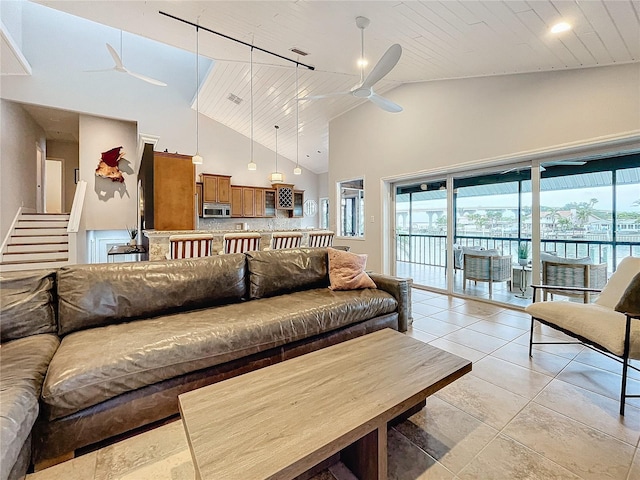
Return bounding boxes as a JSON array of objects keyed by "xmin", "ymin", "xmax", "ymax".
[
  {"xmin": 8, "ymin": 242, "xmax": 68, "ymax": 246},
  {"xmin": 0, "ymin": 258, "xmax": 68, "ymax": 265},
  {"xmin": 4, "ymin": 250, "xmax": 69, "ymax": 254}
]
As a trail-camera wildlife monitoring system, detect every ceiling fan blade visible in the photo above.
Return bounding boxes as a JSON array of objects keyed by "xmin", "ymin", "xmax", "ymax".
[
  {"xmin": 361, "ymin": 44, "xmax": 402, "ymax": 90},
  {"xmin": 369, "ymin": 93, "xmax": 403, "ymax": 113},
  {"xmin": 106, "ymin": 43, "xmax": 124, "ymax": 69},
  {"xmin": 125, "ymin": 69, "xmax": 167, "ymax": 87},
  {"xmin": 83, "ymin": 68, "xmax": 116, "ymax": 73},
  {"xmin": 298, "ymin": 92, "xmax": 352, "ymax": 101}
]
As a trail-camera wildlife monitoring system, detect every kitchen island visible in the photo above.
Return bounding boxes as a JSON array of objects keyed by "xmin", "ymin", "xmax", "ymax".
[{"xmin": 143, "ymin": 229, "xmax": 326, "ymax": 260}]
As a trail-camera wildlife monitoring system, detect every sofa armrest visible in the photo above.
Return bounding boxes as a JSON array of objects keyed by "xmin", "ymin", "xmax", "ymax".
[{"xmin": 368, "ymin": 273, "xmax": 413, "ymax": 333}]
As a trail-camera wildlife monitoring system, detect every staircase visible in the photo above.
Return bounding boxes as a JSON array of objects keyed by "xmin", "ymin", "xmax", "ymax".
[{"xmin": 0, "ymin": 213, "xmax": 71, "ymax": 271}]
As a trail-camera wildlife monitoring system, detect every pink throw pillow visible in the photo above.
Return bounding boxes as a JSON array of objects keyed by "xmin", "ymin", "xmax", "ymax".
[{"xmin": 327, "ymin": 248, "xmax": 376, "ymax": 291}]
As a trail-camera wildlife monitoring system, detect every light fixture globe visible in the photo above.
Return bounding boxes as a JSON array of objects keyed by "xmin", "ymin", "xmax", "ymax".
[
  {"xmin": 270, "ymin": 171, "xmax": 284, "ymax": 183},
  {"xmin": 247, "ymin": 161, "xmax": 257, "ymax": 171},
  {"xmin": 293, "ymin": 166, "xmax": 302, "ymax": 175},
  {"xmin": 192, "ymin": 153, "xmax": 203, "ymax": 165}
]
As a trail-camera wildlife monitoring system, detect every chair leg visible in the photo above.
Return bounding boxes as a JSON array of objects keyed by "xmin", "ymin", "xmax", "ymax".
[
  {"xmin": 621, "ymin": 355, "xmax": 629, "ymax": 416},
  {"xmin": 529, "ymin": 317, "xmax": 535, "ymax": 357},
  {"xmin": 620, "ymin": 315, "xmax": 632, "ymax": 416},
  {"xmin": 489, "ymin": 281, "xmax": 492, "ymax": 298}
]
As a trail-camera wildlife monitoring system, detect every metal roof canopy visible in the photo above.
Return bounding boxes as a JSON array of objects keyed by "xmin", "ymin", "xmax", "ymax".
[{"xmin": 397, "ymin": 153, "xmax": 640, "ymax": 198}]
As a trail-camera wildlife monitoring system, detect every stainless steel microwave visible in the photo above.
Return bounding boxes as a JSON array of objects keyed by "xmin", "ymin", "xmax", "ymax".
[{"xmin": 203, "ymin": 203, "xmax": 231, "ymax": 218}]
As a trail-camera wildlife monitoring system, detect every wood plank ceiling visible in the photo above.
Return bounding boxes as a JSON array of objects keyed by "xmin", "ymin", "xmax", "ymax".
[{"xmin": 40, "ymin": 1, "xmax": 640, "ymax": 173}]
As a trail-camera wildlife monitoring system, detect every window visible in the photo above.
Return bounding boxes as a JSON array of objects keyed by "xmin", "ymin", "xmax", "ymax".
[
  {"xmin": 338, "ymin": 178, "xmax": 364, "ymax": 237},
  {"xmin": 320, "ymin": 198, "xmax": 329, "ymax": 229}
]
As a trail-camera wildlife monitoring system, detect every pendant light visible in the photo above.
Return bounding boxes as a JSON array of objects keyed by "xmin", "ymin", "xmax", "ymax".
[
  {"xmin": 192, "ymin": 25, "xmax": 203, "ymax": 165},
  {"xmin": 293, "ymin": 64, "xmax": 302, "ymax": 175},
  {"xmin": 247, "ymin": 47, "xmax": 257, "ymax": 171},
  {"xmin": 270, "ymin": 125, "xmax": 284, "ymax": 183}
]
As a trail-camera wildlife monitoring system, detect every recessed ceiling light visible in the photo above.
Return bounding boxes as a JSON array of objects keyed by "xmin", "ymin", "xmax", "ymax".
[
  {"xmin": 550, "ymin": 22, "xmax": 571, "ymax": 34},
  {"xmin": 290, "ymin": 47, "xmax": 309, "ymax": 56},
  {"xmin": 357, "ymin": 58, "xmax": 368, "ymax": 67}
]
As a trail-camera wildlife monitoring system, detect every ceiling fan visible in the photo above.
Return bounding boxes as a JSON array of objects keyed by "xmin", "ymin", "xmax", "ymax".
[
  {"xmin": 85, "ymin": 31, "xmax": 167, "ymax": 87},
  {"xmin": 501, "ymin": 161, "xmax": 586, "ymax": 174},
  {"xmin": 298, "ymin": 16, "xmax": 403, "ymax": 113}
]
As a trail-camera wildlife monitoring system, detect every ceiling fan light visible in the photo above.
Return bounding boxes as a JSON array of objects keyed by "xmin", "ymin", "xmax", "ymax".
[
  {"xmin": 357, "ymin": 58, "xmax": 368, "ymax": 67},
  {"xmin": 550, "ymin": 22, "xmax": 571, "ymax": 34},
  {"xmin": 192, "ymin": 153, "xmax": 203, "ymax": 165},
  {"xmin": 248, "ymin": 161, "xmax": 257, "ymax": 171},
  {"xmin": 293, "ymin": 166, "xmax": 302, "ymax": 175}
]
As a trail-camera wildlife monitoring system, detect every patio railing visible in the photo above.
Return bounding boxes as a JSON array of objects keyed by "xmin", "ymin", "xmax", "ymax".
[{"xmin": 396, "ymin": 233, "xmax": 640, "ymax": 272}]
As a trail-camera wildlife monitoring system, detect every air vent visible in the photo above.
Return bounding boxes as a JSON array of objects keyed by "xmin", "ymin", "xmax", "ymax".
[
  {"xmin": 290, "ymin": 47, "xmax": 309, "ymax": 56},
  {"xmin": 227, "ymin": 93, "xmax": 243, "ymax": 105}
]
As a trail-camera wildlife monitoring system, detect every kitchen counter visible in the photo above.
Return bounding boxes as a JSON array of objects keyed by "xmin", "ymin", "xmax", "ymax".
[{"xmin": 143, "ymin": 229, "xmax": 324, "ymax": 260}]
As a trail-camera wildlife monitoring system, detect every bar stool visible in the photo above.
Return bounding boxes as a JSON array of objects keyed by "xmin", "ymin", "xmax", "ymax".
[
  {"xmin": 168, "ymin": 234, "xmax": 214, "ymax": 259},
  {"xmin": 220, "ymin": 232, "xmax": 262, "ymax": 254},
  {"xmin": 265, "ymin": 232, "xmax": 303, "ymax": 250}
]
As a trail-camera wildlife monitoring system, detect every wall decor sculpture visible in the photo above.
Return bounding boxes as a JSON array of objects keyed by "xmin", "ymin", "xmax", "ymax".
[{"xmin": 96, "ymin": 146, "xmax": 126, "ymax": 183}]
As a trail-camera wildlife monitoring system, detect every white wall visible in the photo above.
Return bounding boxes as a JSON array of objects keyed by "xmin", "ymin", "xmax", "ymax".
[
  {"xmin": 79, "ymin": 114, "xmax": 137, "ymax": 231},
  {"xmin": 0, "ymin": 100, "xmax": 45, "ymax": 239},
  {"xmin": 47, "ymin": 140, "xmax": 79, "ymax": 212},
  {"xmin": 329, "ymin": 63, "xmax": 640, "ymax": 272}
]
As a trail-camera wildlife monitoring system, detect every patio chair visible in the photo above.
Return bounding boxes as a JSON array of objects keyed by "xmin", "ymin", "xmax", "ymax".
[
  {"xmin": 526, "ymin": 256, "xmax": 640, "ymax": 415},
  {"xmin": 168, "ymin": 233, "xmax": 213, "ymax": 259},
  {"xmin": 265, "ymin": 231, "xmax": 303, "ymax": 250},
  {"xmin": 541, "ymin": 256, "xmax": 608, "ymax": 303},
  {"xmin": 463, "ymin": 252, "xmax": 512, "ymax": 298},
  {"xmin": 219, "ymin": 232, "xmax": 261, "ymax": 254},
  {"xmin": 307, "ymin": 230, "xmax": 334, "ymax": 248}
]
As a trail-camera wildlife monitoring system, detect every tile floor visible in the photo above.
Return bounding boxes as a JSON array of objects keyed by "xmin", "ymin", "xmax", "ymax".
[{"xmin": 27, "ymin": 288, "xmax": 640, "ymax": 480}]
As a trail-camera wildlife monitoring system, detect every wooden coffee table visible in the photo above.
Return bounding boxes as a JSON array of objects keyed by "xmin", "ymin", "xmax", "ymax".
[{"xmin": 178, "ymin": 328, "xmax": 471, "ymax": 480}]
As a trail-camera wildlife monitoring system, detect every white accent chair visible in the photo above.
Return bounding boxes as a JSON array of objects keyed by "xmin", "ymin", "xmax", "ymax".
[
  {"xmin": 265, "ymin": 231, "xmax": 303, "ymax": 250},
  {"xmin": 526, "ymin": 256, "xmax": 640, "ymax": 415},
  {"xmin": 168, "ymin": 234, "xmax": 213, "ymax": 259},
  {"xmin": 219, "ymin": 232, "xmax": 261, "ymax": 254},
  {"xmin": 307, "ymin": 230, "xmax": 334, "ymax": 248}
]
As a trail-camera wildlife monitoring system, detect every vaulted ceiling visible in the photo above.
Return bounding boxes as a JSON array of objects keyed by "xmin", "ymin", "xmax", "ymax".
[{"xmin": 34, "ymin": 1, "xmax": 640, "ymax": 173}]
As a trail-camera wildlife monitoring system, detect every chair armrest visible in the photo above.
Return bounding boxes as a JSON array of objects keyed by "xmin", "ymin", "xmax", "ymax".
[
  {"xmin": 623, "ymin": 312, "xmax": 640, "ymax": 320},
  {"xmin": 368, "ymin": 273, "xmax": 413, "ymax": 333},
  {"xmin": 530, "ymin": 284, "xmax": 603, "ymax": 293}
]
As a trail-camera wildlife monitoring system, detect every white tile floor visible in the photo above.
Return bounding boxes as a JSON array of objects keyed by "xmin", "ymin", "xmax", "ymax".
[{"xmin": 28, "ymin": 288, "xmax": 640, "ymax": 480}]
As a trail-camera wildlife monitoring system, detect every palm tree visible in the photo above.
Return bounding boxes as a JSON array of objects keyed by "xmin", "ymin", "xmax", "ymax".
[{"xmin": 575, "ymin": 198, "xmax": 598, "ymax": 228}]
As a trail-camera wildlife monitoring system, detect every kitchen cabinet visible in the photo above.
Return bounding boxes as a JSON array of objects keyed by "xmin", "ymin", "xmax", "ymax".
[
  {"xmin": 254, "ymin": 188, "xmax": 265, "ymax": 217},
  {"xmin": 139, "ymin": 148, "xmax": 195, "ymax": 232},
  {"xmin": 200, "ymin": 174, "xmax": 231, "ymax": 204},
  {"xmin": 231, "ymin": 186, "xmax": 257, "ymax": 218},
  {"xmin": 289, "ymin": 190, "xmax": 304, "ymax": 218},
  {"xmin": 230, "ymin": 186, "xmax": 243, "ymax": 217},
  {"xmin": 243, "ymin": 188, "xmax": 255, "ymax": 217},
  {"xmin": 196, "ymin": 182, "xmax": 203, "ymax": 217},
  {"xmin": 264, "ymin": 189, "xmax": 276, "ymax": 217},
  {"xmin": 273, "ymin": 183, "xmax": 295, "ymax": 210}
]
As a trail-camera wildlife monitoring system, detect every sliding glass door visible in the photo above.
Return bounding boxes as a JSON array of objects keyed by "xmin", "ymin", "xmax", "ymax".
[{"xmin": 393, "ymin": 153, "xmax": 640, "ymax": 308}]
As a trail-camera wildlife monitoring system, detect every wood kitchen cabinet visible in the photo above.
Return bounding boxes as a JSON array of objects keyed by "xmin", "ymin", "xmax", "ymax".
[
  {"xmin": 200, "ymin": 174, "xmax": 231, "ymax": 204},
  {"xmin": 231, "ymin": 186, "xmax": 257, "ymax": 218},
  {"xmin": 196, "ymin": 182, "xmax": 203, "ymax": 217},
  {"xmin": 139, "ymin": 150, "xmax": 195, "ymax": 231},
  {"xmin": 264, "ymin": 189, "xmax": 276, "ymax": 217},
  {"xmin": 273, "ymin": 183, "xmax": 295, "ymax": 210},
  {"xmin": 289, "ymin": 190, "xmax": 304, "ymax": 218},
  {"xmin": 230, "ymin": 186, "xmax": 243, "ymax": 217},
  {"xmin": 254, "ymin": 188, "xmax": 265, "ymax": 217}
]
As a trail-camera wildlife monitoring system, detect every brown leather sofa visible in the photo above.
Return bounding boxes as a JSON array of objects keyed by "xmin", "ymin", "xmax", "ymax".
[{"xmin": 0, "ymin": 247, "xmax": 411, "ymax": 478}]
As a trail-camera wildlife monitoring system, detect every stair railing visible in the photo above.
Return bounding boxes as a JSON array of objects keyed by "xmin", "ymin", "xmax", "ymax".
[
  {"xmin": 0, "ymin": 207, "xmax": 24, "ymax": 258},
  {"xmin": 67, "ymin": 180, "xmax": 87, "ymax": 265}
]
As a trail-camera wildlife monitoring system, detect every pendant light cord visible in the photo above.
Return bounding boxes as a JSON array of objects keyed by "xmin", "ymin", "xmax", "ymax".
[
  {"xmin": 250, "ymin": 47, "xmax": 254, "ymax": 163},
  {"xmin": 295, "ymin": 65, "xmax": 299, "ymax": 169},
  {"xmin": 275, "ymin": 125, "xmax": 279, "ymax": 173},
  {"xmin": 196, "ymin": 26, "xmax": 199, "ymax": 155},
  {"xmin": 360, "ymin": 26, "xmax": 365, "ymax": 84}
]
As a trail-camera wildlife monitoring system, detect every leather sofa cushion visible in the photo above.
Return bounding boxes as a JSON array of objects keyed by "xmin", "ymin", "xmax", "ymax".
[
  {"xmin": 57, "ymin": 254, "xmax": 247, "ymax": 336},
  {"xmin": 0, "ymin": 270, "xmax": 57, "ymax": 343},
  {"xmin": 247, "ymin": 248, "xmax": 329, "ymax": 299},
  {"xmin": 42, "ymin": 288, "xmax": 397, "ymax": 419},
  {"xmin": 0, "ymin": 334, "xmax": 59, "ymax": 480}
]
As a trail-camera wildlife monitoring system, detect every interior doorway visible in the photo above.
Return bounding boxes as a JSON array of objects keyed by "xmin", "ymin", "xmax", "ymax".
[{"xmin": 45, "ymin": 158, "xmax": 64, "ymax": 213}]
